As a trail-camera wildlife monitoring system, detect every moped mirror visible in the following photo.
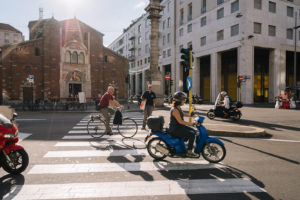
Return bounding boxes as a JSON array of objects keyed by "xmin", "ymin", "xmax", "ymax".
[{"xmin": 11, "ymin": 113, "xmax": 18, "ymax": 121}]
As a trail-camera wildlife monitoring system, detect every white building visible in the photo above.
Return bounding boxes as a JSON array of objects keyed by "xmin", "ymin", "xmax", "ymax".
[
  {"xmin": 0, "ymin": 23, "xmax": 24, "ymax": 47},
  {"xmin": 109, "ymin": 0, "xmax": 300, "ymax": 104}
]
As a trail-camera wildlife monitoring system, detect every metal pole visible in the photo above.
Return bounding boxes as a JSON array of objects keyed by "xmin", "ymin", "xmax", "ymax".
[
  {"xmin": 189, "ymin": 50, "xmax": 193, "ymax": 122},
  {"xmin": 294, "ymin": 12, "xmax": 297, "ymax": 99}
]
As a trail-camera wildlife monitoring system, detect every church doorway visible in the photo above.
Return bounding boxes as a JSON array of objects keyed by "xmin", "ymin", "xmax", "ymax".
[
  {"xmin": 69, "ymin": 83, "xmax": 82, "ymax": 97},
  {"xmin": 23, "ymin": 87, "xmax": 34, "ymax": 103}
]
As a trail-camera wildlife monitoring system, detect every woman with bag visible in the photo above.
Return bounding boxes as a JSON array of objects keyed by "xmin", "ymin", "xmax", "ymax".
[{"xmin": 141, "ymin": 84, "xmax": 156, "ymax": 130}]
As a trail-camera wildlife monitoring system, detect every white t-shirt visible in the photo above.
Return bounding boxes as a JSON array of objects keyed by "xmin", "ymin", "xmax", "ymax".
[{"xmin": 223, "ymin": 96, "xmax": 230, "ymax": 109}]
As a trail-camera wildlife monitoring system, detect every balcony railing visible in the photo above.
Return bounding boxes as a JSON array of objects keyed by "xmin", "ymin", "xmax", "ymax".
[
  {"xmin": 129, "ymin": 34, "xmax": 136, "ymax": 40},
  {"xmin": 128, "ymin": 55, "xmax": 135, "ymax": 61},
  {"xmin": 128, "ymin": 44, "xmax": 136, "ymax": 51}
]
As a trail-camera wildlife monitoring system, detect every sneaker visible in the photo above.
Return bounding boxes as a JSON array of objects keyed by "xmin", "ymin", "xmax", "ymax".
[{"xmin": 186, "ymin": 152, "xmax": 199, "ymax": 158}]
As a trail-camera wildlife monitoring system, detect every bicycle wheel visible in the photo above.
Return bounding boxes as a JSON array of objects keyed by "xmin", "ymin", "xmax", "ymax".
[
  {"xmin": 87, "ymin": 117, "xmax": 106, "ymax": 138},
  {"xmin": 117, "ymin": 117, "xmax": 138, "ymax": 138}
]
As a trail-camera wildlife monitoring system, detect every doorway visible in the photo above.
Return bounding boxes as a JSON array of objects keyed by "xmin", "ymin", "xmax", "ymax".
[
  {"xmin": 254, "ymin": 48, "xmax": 269, "ymax": 103},
  {"xmin": 23, "ymin": 87, "xmax": 34, "ymax": 103},
  {"xmin": 200, "ymin": 55, "xmax": 211, "ymax": 101},
  {"xmin": 221, "ymin": 49, "xmax": 237, "ymax": 101},
  {"xmin": 69, "ymin": 83, "xmax": 82, "ymax": 97}
]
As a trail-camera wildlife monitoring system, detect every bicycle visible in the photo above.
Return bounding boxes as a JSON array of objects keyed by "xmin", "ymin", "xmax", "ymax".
[{"xmin": 87, "ymin": 108, "xmax": 138, "ymax": 138}]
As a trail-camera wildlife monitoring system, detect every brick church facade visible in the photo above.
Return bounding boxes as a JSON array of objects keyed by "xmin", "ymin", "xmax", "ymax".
[{"xmin": 0, "ymin": 17, "xmax": 128, "ymax": 104}]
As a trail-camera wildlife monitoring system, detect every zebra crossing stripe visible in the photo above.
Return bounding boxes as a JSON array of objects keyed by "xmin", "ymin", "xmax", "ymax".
[
  {"xmin": 8, "ymin": 178, "xmax": 265, "ymax": 200},
  {"xmin": 62, "ymin": 135, "xmax": 147, "ymax": 140},
  {"xmin": 68, "ymin": 130, "xmax": 148, "ymax": 134},
  {"xmin": 28, "ymin": 160, "xmax": 225, "ymax": 174},
  {"xmin": 72, "ymin": 125, "xmax": 142, "ymax": 129},
  {"xmin": 55, "ymin": 141, "xmax": 146, "ymax": 147},
  {"xmin": 44, "ymin": 149, "xmax": 148, "ymax": 158}
]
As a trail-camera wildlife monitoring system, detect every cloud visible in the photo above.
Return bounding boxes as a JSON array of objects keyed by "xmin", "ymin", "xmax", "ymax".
[{"xmin": 134, "ymin": 1, "xmax": 146, "ymax": 9}]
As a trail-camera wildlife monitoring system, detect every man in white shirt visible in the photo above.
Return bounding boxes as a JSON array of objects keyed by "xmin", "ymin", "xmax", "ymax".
[{"xmin": 221, "ymin": 91, "xmax": 231, "ymax": 117}]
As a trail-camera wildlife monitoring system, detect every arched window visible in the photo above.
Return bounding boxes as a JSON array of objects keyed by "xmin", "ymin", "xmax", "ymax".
[
  {"xmin": 71, "ymin": 51, "xmax": 78, "ymax": 64},
  {"xmin": 78, "ymin": 52, "xmax": 85, "ymax": 64},
  {"xmin": 65, "ymin": 51, "xmax": 71, "ymax": 63}
]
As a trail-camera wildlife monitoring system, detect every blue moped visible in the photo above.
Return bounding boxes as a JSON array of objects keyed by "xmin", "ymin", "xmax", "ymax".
[{"xmin": 145, "ymin": 116, "xmax": 226, "ymax": 163}]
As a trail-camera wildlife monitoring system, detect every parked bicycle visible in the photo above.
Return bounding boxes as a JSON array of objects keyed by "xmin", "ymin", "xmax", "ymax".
[{"xmin": 87, "ymin": 109, "xmax": 138, "ymax": 138}]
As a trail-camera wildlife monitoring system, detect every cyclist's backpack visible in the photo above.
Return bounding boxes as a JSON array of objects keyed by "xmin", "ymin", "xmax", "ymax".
[{"xmin": 113, "ymin": 110, "xmax": 122, "ymax": 125}]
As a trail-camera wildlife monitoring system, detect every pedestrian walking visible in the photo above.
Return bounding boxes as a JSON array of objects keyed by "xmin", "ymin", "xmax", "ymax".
[
  {"xmin": 141, "ymin": 84, "xmax": 156, "ymax": 130},
  {"xmin": 99, "ymin": 86, "xmax": 121, "ymax": 135}
]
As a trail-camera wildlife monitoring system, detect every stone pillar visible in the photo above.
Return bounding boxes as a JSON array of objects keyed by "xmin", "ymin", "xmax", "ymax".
[
  {"xmin": 135, "ymin": 72, "xmax": 139, "ymax": 96},
  {"xmin": 238, "ymin": 45, "xmax": 254, "ymax": 104},
  {"xmin": 145, "ymin": 0, "xmax": 164, "ymax": 106},
  {"xmin": 210, "ymin": 52, "xmax": 221, "ymax": 102},
  {"xmin": 269, "ymin": 48, "xmax": 281, "ymax": 102},
  {"xmin": 193, "ymin": 57, "xmax": 201, "ymax": 96}
]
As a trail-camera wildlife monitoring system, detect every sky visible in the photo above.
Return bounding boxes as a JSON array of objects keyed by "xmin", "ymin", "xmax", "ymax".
[{"xmin": 0, "ymin": 0, "xmax": 148, "ymax": 46}]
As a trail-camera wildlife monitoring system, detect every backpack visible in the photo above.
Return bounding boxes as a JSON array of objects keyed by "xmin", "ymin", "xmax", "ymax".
[{"xmin": 113, "ymin": 110, "xmax": 122, "ymax": 125}]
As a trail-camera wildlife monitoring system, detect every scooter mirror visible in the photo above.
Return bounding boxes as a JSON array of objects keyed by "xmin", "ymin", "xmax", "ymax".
[{"xmin": 12, "ymin": 113, "xmax": 18, "ymax": 121}]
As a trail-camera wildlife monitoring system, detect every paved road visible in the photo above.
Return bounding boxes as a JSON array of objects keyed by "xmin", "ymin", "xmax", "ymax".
[{"xmin": 0, "ymin": 111, "xmax": 299, "ymax": 200}]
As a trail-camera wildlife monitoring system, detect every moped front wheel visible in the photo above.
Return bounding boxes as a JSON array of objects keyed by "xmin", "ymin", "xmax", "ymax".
[
  {"xmin": 147, "ymin": 138, "xmax": 168, "ymax": 160},
  {"xmin": 202, "ymin": 142, "xmax": 226, "ymax": 163},
  {"xmin": 207, "ymin": 111, "xmax": 215, "ymax": 120},
  {"xmin": 0, "ymin": 149, "xmax": 29, "ymax": 174}
]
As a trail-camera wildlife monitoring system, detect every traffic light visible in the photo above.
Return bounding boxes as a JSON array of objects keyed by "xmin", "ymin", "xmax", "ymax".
[
  {"xmin": 170, "ymin": 79, "xmax": 173, "ymax": 86},
  {"xmin": 180, "ymin": 48, "xmax": 194, "ymax": 69}
]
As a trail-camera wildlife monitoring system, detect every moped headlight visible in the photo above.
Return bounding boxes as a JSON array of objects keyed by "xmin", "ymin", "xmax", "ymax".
[{"xmin": 4, "ymin": 134, "xmax": 16, "ymax": 139}]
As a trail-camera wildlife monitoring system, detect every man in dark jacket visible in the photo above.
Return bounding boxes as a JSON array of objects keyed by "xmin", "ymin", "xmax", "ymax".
[{"xmin": 141, "ymin": 84, "xmax": 156, "ymax": 130}]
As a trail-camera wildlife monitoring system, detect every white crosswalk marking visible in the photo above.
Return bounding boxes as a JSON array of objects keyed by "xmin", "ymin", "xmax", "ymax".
[{"xmin": 14, "ymin": 112, "xmax": 267, "ymax": 200}]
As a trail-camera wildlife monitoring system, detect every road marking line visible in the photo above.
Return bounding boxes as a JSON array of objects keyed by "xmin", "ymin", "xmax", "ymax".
[
  {"xmin": 260, "ymin": 138, "xmax": 300, "ymax": 143},
  {"xmin": 68, "ymin": 130, "xmax": 148, "ymax": 134},
  {"xmin": 28, "ymin": 160, "xmax": 224, "ymax": 174},
  {"xmin": 18, "ymin": 133, "xmax": 32, "ymax": 141},
  {"xmin": 44, "ymin": 149, "xmax": 148, "ymax": 157},
  {"xmin": 9, "ymin": 178, "xmax": 264, "ymax": 200},
  {"xmin": 55, "ymin": 141, "xmax": 146, "ymax": 147},
  {"xmin": 16, "ymin": 119, "xmax": 47, "ymax": 121},
  {"xmin": 220, "ymin": 136, "xmax": 300, "ymax": 143},
  {"xmin": 72, "ymin": 125, "xmax": 143, "ymax": 129}
]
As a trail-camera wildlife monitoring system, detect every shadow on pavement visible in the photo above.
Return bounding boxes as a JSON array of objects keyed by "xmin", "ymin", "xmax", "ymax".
[
  {"xmin": 221, "ymin": 137, "xmax": 300, "ymax": 165},
  {"xmin": 0, "ymin": 174, "xmax": 24, "ymax": 200}
]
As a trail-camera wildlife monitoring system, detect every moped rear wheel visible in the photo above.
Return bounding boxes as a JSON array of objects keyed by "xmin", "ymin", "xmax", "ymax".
[
  {"xmin": 0, "ymin": 149, "xmax": 29, "ymax": 174},
  {"xmin": 207, "ymin": 111, "xmax": 215, "ymax": 120},
  {"xmin": 202, "ymin": 142, "xmax": 226, "ymax": 163},
  {"xmin": 147, "ymin": 138, "xmax": 168, "ymax": 160},
  {"xmin": 232, "ymin": 112, "xmax": 241, "ymax": 121}
]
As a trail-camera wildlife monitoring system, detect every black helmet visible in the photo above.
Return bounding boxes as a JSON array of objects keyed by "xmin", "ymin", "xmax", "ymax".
[{"xmin": 173, "ymin": 91, "xmax": 187, "ymax": 102}]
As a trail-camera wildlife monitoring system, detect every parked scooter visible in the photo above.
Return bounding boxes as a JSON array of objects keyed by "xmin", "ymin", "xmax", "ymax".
[
  {"xmin": 0, "ymin": 113, "xmax": 29, "ymax": 174},
  {"xmin": 145, "ymin": 116, "xmax": 226, "ymax": 163},
  {"xmin": 207, "ymin": 93, "xmax": 243, "ymax": 121}
]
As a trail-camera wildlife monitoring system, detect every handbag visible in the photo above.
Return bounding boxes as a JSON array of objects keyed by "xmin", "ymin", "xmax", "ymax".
[
  {"xmin": 140, "ymin": 100, "xmax": 147, "ymax": 110},
  {"xmin": 113, "ymin": 110, "xmax": 123, "ymax": 125}
]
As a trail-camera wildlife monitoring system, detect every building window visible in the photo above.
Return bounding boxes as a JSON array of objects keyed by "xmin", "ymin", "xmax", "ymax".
[
  {"xmin": 287, "ymin": 28, "xmax": 293, "ymax": 40},
  {"xmin": 201, "ymin": 17, "xmax": 206, "ymax": 27},
  {"xmin": 167, "ymin": 49, "xmax": 171, "ymax": 57},
  {"xmin": 231, "ymin": 24, "xmax": 239, "ymax": 36},
  {"xmin": 287, "ymin": 6, "xmax": 294, "ymax": 17},
  {"xmin": 200, "ymin": 36, "xmax": 206, "ymax": 46},
  {"xmin": 4, "ymin": 33, "xmax": 9, "ymax": 43},
  {"xmin": 35, "ymin": 48, "xmax": 40, "ymax": 56},
  {"xmin": 217, "ymin": 0, "xmax": 224, "ymax": 5},
  {"xmin": 187, "ymin": 24, "xmax": 192, "ymax": 33},
  {"xmin": 104, "ymin": 55, "xmax": 108, "ymax": 63},
  {"xmin": 202, "ymin": 0, "xmax": 206, "ymax": 13},
  {"xmin": 163, "ymin": 51, "xmax": 166, "ymax": 58},
  {"xmin": 167, "ymin": 33, "xmax": 171, "ymax": 43},
  {"xmin": 254, "ymin": 22, "xmax": 262, "ymax": 34},
  {"xmin": 145, "ymin": 44, "xmax": 150, "ymax": 54},
  {"xmin": 179, "ymin": 28, "xmax": 184, "ymax": 37},
  {"xmin": 84, "ymin": 32, "xmax": 88, "ymax": 40},
  {"xmin": 231, "ymin": 0, "xmax": 239, "ymax": 13},
  {"xmin": 268, "ymin": 25, "xmax": 276, "ymax": 36},
  {"xmin": 180, "ymin": 8, "xmax": 184, "ymax": 25},
  {"xmin": 188, "ymin": 3, "xmax": 192, "ymax": 21},
  {"xmin": 217, "ymin": 30, "xmax": 224, "ymax": 41},
  {"xmin": 163, "ymin": 21, "xmax": 165, "ymax": 30},
  {"xmin": 138, "ymin": 24, "xmax": 141, "ymax": 33},
  {"xmin": 179, "ymin": 44, "xmax": 183, "ymax": 51},
  {"xmin": 144, "ymin": 58, "xmax": 147, "ymax": 64},
  {"xmin": 254, "ymin": 0, "xmax": 262, "ymax": 10},
  {"xmin": 217, "ymin": 8, "xmax": 224, "ymax": 19},
  {"xmin": 138, "ymin": 36, "xmax": 142, "ymax": 44},
  {"xmin": 65, "ymin": 51, "xmax": 71, "ymax": 63},
  {"xmin": 163, "ymin": 35, "xmax": 166, "ymax": 45},
  {"xmin": 167, "ymin": 17, "xmax": 171, "ymax": 28},
  {"xmin": 71, "ymin": 52, "xmax": 78, "ymax": 64},
  {"xmin": 138, "ymin": 48, "xmax": 141, "ymax": 56},
  {"xmin": 187, "ymin": 41, "xmax": 192, "ymax": 49},
  {"xmin": 269, "ymin": 1, "xmax": 276, "ymax": 13},
  {"xmin": 78, "ymin": 52, "xmax": 85, "ymax": 64}
]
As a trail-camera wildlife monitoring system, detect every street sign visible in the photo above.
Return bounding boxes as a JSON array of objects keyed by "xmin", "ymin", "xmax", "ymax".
[
  {"xmin": 187, "ymin": 76, "xmax": 192, "ymax": 91},
  {"xmin": 165, "ymin": 74, "xmax": 170, "ymax": 80},
  {"xmin": 28, "ymin": 75, "xmax": 34, "ymax": 83},
  {"xmin": 238, "ymin": 76, "xmax": 244, "ymax": 81}
]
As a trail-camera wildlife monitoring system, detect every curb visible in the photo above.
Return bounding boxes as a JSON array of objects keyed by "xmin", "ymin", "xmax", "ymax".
[{"xmin": 205, "ymin": 126, "xmax": 266, "ymax": 138}]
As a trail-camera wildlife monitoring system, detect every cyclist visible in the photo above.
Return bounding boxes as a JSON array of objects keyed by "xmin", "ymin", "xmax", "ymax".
[
  {"xmin": 169, "ymin": 92, "xmax": 199, "ymax": 158},
  {"xmin": 99, "ymin": 86, "xmax": 121, "ymax": 135}
]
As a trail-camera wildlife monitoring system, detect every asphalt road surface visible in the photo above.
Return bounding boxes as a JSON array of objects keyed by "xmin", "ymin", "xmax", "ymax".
[{"xmin": 0, "ymin": 111, "xmax": 299, "ymax": 200}]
